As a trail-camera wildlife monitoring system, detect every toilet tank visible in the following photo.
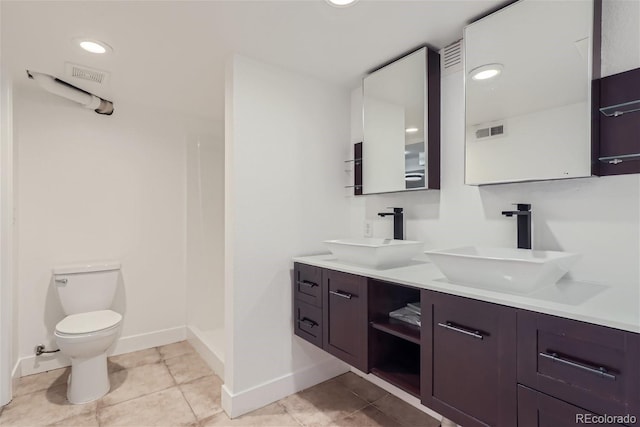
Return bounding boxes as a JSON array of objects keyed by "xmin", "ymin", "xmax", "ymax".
[{"xmin": 53, "ymin": 261, "xmax": 121, "ymax": 315}]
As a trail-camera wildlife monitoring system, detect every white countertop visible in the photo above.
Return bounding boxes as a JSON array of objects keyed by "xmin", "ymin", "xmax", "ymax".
[{"xmin": 293, "ymin": 254, "xmax": 640, "ymax": 334}]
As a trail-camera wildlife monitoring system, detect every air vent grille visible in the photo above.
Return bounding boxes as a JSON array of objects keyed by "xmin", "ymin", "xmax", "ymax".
[
  {"xmin": 64, "ymin": 62, "xmax": 109, "ymax": 85},
  {"xmin": 475, "ymin": 123, "xmax": 506, "ymax": 140},
  {"xmin": 72, "ymin": 67, "xmax": 104, "ymax": 83},
  {"xmin": 441, "ymin": 39, "xmax": 463, "ymax": 75}
]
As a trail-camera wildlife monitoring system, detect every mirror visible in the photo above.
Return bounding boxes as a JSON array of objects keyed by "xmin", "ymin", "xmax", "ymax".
[
  {"xmin": 362, "ymin": 47, "xmax": 440, "ymax": 194},
  {"xmin": 464, "ymin": 0, "xmax": 598, "ymax": 185}
]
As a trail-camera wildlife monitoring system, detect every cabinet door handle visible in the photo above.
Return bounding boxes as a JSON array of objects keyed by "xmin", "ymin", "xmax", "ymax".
[
  {"xmin": 297, "ymin": 280, "xmax": 318, "ymax": 288},
  {"xmin": 437, "ymin": 322, "xmax": 484, "ymax": 340},
  {"xmin": 329, "ymin": 290, "xmax": 353, "ymax": 299},
  {"xmin": 298, "ymin": 317, "xmax": 318, "ymax": 328},
  {"xmin": 539, "ymin": 352, "xmax": 616, "ymax": 381}
]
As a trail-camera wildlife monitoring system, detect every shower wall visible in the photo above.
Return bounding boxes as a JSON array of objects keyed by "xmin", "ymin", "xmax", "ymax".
[{"xmin": 186, "ymin": 129, "xmax": 225, "ymax": 375}]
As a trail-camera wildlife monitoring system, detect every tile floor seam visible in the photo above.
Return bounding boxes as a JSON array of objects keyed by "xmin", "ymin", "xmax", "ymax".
[
  {"xmin": 162, "ymin": 358, "xmax": 180, "ymax": 387},
  {"xmin": 176, "ymin": 382, "xmax": 200, "ymax": 422},
  {"xmin": 276, "ymin": 401, "xmax": 306, "ymax": 427},
  {"xmin": 97, "ymin": 381, "xmax": 176, "ymax": 410},
  {"xmin": 278, "ymin": 401, "xmax": 309, "ymax": 427},
  {"xmin": 370, "ymin": 400, "xmax": 424, "ymax": 427},
  {"xmin": 339, "ymin": 400, "xmax": 373, "ymax": 423}
]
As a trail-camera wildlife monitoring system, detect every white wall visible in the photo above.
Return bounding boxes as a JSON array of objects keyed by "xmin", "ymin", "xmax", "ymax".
[
  {"xmin": 14, "ymin": 87, "xmax": 213, "ymax": 374},
  {"xmin": 348, "ymin": 0, "xmax": 640, "ymax": 294},
  {"xmin": 0, "ymin": 62, "xmax": 17, "ymax": 405},
  {"xmin": 223, "ymin": 54, "xmax": 351, "ymax": 416}
]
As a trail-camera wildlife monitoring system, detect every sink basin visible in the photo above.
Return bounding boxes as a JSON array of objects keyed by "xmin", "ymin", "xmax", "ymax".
[
  {"xmin": 324, "ymin": 238, "xmax": 424, "ymax": 269},
  {"xmin": 425, "ymin": 246, "xmax": 581, "ymax": 294}
]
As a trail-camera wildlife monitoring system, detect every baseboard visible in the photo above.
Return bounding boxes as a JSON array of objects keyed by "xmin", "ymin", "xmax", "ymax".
[
  {"xmin": 222, "ymin": 357, "xmax": 349, "ymax": 418},
  {"xmin": 349, "ymin": 367, "xmax": 447, "ymax": 424},
  {"xmin": 186, "ymin": 326, "xmax": 224, "ymax": 378},
  {"xmin": 111, "ymin": 326, "xmax": 187, "ymax": 356},
  {"xmin": 19, "ymin": 326, "xmax": 187, "ymax": 377}
]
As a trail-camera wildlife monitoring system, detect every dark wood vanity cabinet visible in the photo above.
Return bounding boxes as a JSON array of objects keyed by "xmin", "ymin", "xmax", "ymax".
[
  {"xmin": 293, "ymin": 262, "xmax": 640, "ymax": 427},
  {"xmin": 518, "ymin": 385, "xmax": 628, "ymax": 427},
  {"xmin": 421, "ymin": 290, "xmax": 517, "ymax": 427},
  {"xmin": 322, "ymin": 269, "xmax": 368, "ymax": 372},
  {"xmin": 292, "ymin": 263, "xmax": 368, "ymax": 372},
  {"xmin": 293, "ymin": 264, "xmax": 324, "ymax": 348},
  {"xmin": 518, "ymin": 311, "xmax": 640, "ymax": 424},
  {"xmin": 368, "ymin": 280, "xmax": 421, "ymax": 397}
]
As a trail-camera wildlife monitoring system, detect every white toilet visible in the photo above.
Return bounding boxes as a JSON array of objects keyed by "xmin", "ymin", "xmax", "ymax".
[{"xmin": 53, "ymin": 261, "xmax": 123, "ymax": 404}]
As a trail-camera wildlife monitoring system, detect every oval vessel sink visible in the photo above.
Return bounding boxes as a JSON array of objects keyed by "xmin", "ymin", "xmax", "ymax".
[
  {"xmin": 425, "ymin": 246, "xmax": 580, "ymax": 294},
  {"xmin": 324, "ymin": 238, "xmax": 424, "ymax": 269}
]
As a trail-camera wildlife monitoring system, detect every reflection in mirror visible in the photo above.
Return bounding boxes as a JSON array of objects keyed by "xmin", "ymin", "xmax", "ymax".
[
  {"xmin": 464, "ymin": 0, "xmax": 599, "ymax": 185},
  {"xmin": 362, "ymin": 47, "xmax": 439, "ymax": 194}
]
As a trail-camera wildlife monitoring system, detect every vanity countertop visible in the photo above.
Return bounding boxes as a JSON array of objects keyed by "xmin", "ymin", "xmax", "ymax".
[{"xmin": 293, "ymin": 254, "xmax": 640, "ymax": 334}]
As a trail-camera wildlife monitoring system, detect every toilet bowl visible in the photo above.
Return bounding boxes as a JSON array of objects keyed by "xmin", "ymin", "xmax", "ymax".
[
  {"xmin": 54, "ymin": 309, "xmax": 122, "ymax": 404},
  {"xmin": 52, "ymin": 262, "xmax": 123, "ymax": 404}
]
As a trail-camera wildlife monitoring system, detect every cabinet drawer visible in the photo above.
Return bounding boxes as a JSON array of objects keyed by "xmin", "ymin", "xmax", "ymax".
[
  {"xmin": 293, "ymin": 263, "xmax": 323, "ymax": 307},
  {"xmin": 518, "ymin": 385, "xmax": 628, "ymax": 427},
  {"xmin": 294, "ymin": 300, "xmax": 323, "ymax": 348},
  {"xmin": 518, "ymin": 310, "xmax": 640, "ymax": 419}
]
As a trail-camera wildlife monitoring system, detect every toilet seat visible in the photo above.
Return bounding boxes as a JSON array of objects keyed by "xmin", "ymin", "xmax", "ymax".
[{"xmin": 55, "ymin": 310, "xmax": 122, "ymax": 335}]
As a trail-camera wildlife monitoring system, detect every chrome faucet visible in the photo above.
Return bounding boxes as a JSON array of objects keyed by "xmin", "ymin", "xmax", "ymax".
[
  {"xmin": 501, "ymin": 204, "xmax": 532, "ymax": 249},
  {"xmin": 378, "ymin": 207, "xmax": 404, "ymax": 240}
]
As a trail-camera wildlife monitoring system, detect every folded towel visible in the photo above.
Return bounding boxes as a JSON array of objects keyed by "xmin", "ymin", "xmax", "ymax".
[{"xmin": 389, "ymin": 307, "xmax": 421, "ymax": 327}]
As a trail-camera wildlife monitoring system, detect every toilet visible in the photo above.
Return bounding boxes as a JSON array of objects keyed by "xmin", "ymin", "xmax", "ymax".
[{"xmin": 53, "ymin": 261, "xmax": 123, "ymax": 404}]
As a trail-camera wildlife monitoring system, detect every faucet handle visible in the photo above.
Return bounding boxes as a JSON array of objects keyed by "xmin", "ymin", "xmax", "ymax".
[
  {"xmin": 512, "ymin": 203, "xmax": 531, "ymax": 211},
  {"xmin": 386, "ymin": 207, "xmax": 403, "ymax": 213}
]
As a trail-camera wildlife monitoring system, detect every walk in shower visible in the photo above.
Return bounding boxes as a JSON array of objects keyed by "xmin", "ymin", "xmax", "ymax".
[{"xmin": 186, "ymin": 132, "xmax": 224, "ymax": 377}]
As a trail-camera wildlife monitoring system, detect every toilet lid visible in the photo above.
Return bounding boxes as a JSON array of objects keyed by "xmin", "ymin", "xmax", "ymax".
[{"xmin": 56, "ymin": 310, "xmax": 122, "ymax": 335}]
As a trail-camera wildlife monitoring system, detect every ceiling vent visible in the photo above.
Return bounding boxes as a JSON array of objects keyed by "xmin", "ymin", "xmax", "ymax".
[
  {"xmin": 440, "ymin": 39, "xmax": 463, "ymax": 76},
  {"xmin": 64, "ymin": 62, "xmax": 109, "ymax": 85}
]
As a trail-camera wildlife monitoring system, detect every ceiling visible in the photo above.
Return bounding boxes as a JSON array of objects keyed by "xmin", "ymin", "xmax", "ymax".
[{"xmin": 1, "ymin": 0, "xmax": 504, "ymax": 121}]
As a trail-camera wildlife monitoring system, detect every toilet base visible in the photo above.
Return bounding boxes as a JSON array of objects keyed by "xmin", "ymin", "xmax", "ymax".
[{"xmin": 67, "ymin": 352, "xmax": 110, "ymax": 404}]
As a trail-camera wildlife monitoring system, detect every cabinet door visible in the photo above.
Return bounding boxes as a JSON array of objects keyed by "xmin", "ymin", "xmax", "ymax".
[
  {"xmin": 518, "ymin": 310, "xmax": 640, "ymax": 420},
  {"xmin": 518, "ymin": 385, "xmax": 628, "ymax": 427},
  {"xmin": 323, "ymin": 269, "xmax": 368, "ymax": 372},
  {"xmin": 421, "ymin": 290, "xmax": 517, "ymax": 427}
]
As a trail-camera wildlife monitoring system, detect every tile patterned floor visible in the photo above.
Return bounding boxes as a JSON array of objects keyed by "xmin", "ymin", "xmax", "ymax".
[{"xmin": 0, "ymin": 341, "xmax": 440, "ymax": 427}]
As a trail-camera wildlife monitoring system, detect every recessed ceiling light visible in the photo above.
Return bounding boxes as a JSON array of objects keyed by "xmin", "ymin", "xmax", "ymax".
[
  {"xmin": 469, "ymin": 63, "xmax": 503, "ymax": 81},
  {"xmin": 76, "ymin": 39, "xmax": 112, "ymax": 54},
  {"xmin": 326, "ymin": 0, "xmax": 358, "ymax": 7},
  {"xmin": 405, "ymin": 127, "xmax": 419, "ymax": 133}
]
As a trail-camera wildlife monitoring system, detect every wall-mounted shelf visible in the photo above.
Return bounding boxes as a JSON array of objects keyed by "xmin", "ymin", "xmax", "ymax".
[
  {"xmin": 344, "ymin": 143, "xmax": 363, "ymax": 195},
  {"xmin": 598, "ymin": 153, "xmax": 640, "ymax": 165},
  {"xmin": 599, "ymin": 100, "xmax": 640, "ymax": 117},
  {"xmin": 594, "ymin": 67, "xmax": 640, "ymax": 177}
]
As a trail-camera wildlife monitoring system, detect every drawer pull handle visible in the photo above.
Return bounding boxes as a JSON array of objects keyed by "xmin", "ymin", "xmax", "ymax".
[
  {"xmin": 437, "ymin": 322, "xmax": 484, "ymax": 340},
  {"xmin": 297, "ymin": 280, "xmax": 318, "ymax": 288},
  {"xmin": 298, "ymin": 317, "xmax": 318, "ymax": 328},
  {"xmin": 539, "ymin": 352, "xmax": 617, "ymax": 381},
  {"xmin": 330, "ymin": 290, "xmax": 353, "ymax": 299}
]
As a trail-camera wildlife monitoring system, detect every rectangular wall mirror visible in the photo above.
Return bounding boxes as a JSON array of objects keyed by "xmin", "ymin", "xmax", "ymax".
[
  {"xmin": 464, "ymin": 0, "xmax": 600, "ymax": 185},
  {"xmin": 362, "ymin": 47, "xmax": 440, "ymax": 194}
]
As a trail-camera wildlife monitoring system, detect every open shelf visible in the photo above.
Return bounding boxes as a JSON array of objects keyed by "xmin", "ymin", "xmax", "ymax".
[
  {"xmin": 370, "ymin": 319, "xmax": 420, "ymax": 345},
  {"xmin": 600, "ymin": 99, "xmax": 640, "ymax": 117},
  {"xmin": 598, "ymin": 153, "xmax": 640, "ymax": 165},
  {"xmin": 595, "ymin": 67, "xmax": 640, "ymax": 177},
  {"xmin": 371, "ymin": 362, "xmax": 421, "ymax": 398}
]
